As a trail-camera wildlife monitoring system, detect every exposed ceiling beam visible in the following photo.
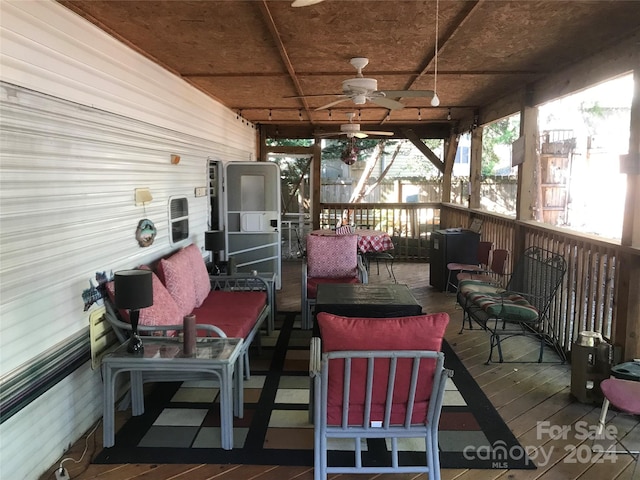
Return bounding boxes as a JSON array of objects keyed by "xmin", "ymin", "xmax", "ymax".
[
  {"xmin": 405, "ymin": 0, "xmax": 482, "ymax": 89},
  {"xmin": 182, "ymin": 70, "xmax": 542, "ymax": 79},
  {"xmin": 257, "ymin": 0, "xmax": 314, "ymax": 125},
  {"xmin": 401, "ymin": 128, "xmax": 446, "ymax": 173}
]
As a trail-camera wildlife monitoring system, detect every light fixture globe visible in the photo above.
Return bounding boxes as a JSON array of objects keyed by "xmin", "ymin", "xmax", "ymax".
[{"xmin": 431, "ymin": 93, "xmax": 440, "ymax": 107}]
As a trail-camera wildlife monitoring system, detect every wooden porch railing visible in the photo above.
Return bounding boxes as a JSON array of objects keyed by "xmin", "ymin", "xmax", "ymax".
[
  {"xmin": 315, "ymin": 202, "xmax": 637, "ymax": 357},
  {"xmin": 440, "ymin": 203, "xmax": 638, "ymax": 357},
  {"xmin": 319, "ymin": 202, "xmax": 441, "ymax": 261}
]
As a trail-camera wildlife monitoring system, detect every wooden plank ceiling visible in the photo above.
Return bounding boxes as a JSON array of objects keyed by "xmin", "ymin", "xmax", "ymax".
[{"xmin": 60, "ymin": 0, "xmax": 640, "ymax": 138}]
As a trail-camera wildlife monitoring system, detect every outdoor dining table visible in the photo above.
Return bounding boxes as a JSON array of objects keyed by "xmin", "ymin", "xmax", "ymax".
[{"xmin": 310, "ymin": 229, "xmax": 394, "ymax": 254}]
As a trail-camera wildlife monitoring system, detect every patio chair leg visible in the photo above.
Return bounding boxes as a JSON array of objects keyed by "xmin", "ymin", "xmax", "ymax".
[
  {"xmin": 244, "ymin": 351, "xmax": 251, "ymax": 380},
  {"xmin": 537, "ymin": 334, "xmax": 545, "ymax": 363},
  {"xmin": 459, "ymin": 311, "xmax": 471, "ymax": 334},
  {"xmin": 487, "ymin": 332, "xmax": 504, "ymax": 364},
  {"xmin": 386, "ymin": 258, "xmax": 396, "ymax": 283}
]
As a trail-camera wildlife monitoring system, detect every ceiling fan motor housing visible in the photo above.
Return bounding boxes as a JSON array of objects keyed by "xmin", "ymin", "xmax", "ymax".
[
  {"xmin": 342, "ymin": 77, "xmax": 377, "ymax": 95},
  {"xmin": 340, "ymin": 123, "xmax": 361, "ymax": 133}
]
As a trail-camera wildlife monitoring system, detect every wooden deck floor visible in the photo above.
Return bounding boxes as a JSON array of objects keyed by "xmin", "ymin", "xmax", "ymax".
[{"xmin": 40, "ymin": 260, "xmax": 639, "ymax": 480}]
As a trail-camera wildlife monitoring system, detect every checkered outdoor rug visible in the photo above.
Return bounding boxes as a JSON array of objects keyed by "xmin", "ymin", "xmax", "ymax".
[{"xmin": 94, "ymin": 312, "xmax": 534, "ymax": 470}]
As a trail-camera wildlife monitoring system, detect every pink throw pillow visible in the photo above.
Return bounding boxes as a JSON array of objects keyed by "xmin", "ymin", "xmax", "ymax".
[
  {"xmin": 157, "ymin": 250, "xmax": 197, "ymax": 317},
  {"xmin": 105, "ymin": 272, "xmax": 182, "ymax": 333},
  {"xmin": 307, "ymin": 234, "xmax": 358, "ymax": 278},
  {"xmin": 183, "ymin": 244, "xmax": 211, "ymax": 307}
]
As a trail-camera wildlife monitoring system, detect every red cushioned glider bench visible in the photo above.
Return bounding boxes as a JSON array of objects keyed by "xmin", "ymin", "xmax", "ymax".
[{"xmin": 104, "ymin": 243, "xmax": 271, "ymax": 381}]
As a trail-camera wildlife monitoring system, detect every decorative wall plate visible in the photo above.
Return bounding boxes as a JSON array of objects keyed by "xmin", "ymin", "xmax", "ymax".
[{"xmin": 136, "ymin": 218, "xmax": 157, "ymax": 247}]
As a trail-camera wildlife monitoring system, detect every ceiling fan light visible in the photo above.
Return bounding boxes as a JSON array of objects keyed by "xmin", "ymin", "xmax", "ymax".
[
  {"xmin": 431, "ymin": 93, "xmax": 440, "ymax": 107},
  {"xmin": 291, "ymin": 0, "xmax": 325, "ymax": 7},
  {"xmin": 353, "ymin": 94, "xmax": 367, "ymax": 105}
]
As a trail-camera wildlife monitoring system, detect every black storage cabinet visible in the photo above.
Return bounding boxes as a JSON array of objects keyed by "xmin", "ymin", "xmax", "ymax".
[{"xmin": 429, "ymin": 229, "xmax": 480, "ymax": 292}]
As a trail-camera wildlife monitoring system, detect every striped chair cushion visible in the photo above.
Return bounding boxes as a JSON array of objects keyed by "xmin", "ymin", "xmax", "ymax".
[
  {"xmin": 458, "ymin": 279, "xmax": 503, "ymax": 298},
  {"xmin": 466, "ymin": 290, "xmax": 539, "ymax": 322}
]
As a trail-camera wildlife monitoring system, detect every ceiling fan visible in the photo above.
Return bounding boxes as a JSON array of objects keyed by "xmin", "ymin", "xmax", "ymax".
[
  {"xmin": 291, "ymin": 57, "xmax": 436, "ymax": 111},
  {"xmin": 315, "ymin": 113, "xmax": 394, "ymax": 139}
]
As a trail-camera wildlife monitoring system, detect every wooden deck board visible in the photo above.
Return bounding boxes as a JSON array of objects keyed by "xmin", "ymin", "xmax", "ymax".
[{"xmin": 39, "ymin": 260, "xmax": 638, "ymax": 480}]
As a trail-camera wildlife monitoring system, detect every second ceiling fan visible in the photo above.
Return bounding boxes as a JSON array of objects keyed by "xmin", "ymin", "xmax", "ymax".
[
  {"xmin": 315, "ymin": 113, "xmax": 393, "ymax": 139},
  {"xmin": 295, "ymin": 57, "xmax": 436, "ymax": 111}
]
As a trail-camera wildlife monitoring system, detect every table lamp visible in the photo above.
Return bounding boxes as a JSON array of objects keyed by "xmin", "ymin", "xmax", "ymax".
[{"xmin": 115, "ymin": 269, "xmax": 153, "ymax": 354}]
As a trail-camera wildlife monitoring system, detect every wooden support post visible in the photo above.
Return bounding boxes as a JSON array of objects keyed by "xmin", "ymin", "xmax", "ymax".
[
  {"xmin": 259, "ymin": 126, "xmax": 268, "ymax": 162},
  {"xmin": 312, "ymin": 142, "xmax": 321, "ymax": 230},
  {"xmin": 614, "ymin": 69, "xmax": 640, "ymax": 361},
  {"xmin": 442, "ymin": 133, "xmax": 458, "ymax": 203},
  {"xmin": 514, "ymin": 105, "xmax": 539, "ymax": 260},
  {"xmin": 469, "ymin": 127, "xmax": 482, "ymax": 209}
]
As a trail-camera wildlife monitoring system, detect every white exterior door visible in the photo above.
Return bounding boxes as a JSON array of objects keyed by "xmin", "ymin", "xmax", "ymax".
[{"xmin": 224, "ymin": 162, "xmax": 282, "ymax": 288}]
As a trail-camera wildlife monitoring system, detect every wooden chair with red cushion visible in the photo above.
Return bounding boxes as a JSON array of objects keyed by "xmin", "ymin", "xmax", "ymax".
[{"xmin": 310, "ymin": 312, "xmax": 452, "ymax": 480}]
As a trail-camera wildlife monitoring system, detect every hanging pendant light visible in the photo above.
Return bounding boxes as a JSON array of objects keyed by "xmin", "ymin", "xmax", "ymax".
[{"xmin": 431, "ymin": 0, "xmax": 440, "ymax": 107}]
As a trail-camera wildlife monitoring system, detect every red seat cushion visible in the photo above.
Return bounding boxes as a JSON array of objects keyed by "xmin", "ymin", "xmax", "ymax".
[
  {"xmin": 317, "ymin": 312, "xmax": 449, "ymax": 426},
  {"xmin": 601, "ymin": 378, "xmax": 640, "ymax": 415},
  {"xmin": 192, "ymin": 290, "xmax": 267, "ymax": 338}
]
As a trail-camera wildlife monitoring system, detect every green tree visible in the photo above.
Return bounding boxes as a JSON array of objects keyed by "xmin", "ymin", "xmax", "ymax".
[{"xmin": 482, "ymin": 116, "xmax": 519, "ymax": 175}]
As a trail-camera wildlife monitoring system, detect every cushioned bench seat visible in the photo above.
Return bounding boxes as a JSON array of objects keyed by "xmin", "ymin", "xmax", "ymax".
[
  {"xmin": 192, "ymin": 290, "xmax": 268, "ymax": 339},
  {"xmin": 104, "ymin": 243, "xmax": 271, "ymax": 380},
  {"xmin": 456, "ymin": 246, "xmax": 567, "ymax": 364}
]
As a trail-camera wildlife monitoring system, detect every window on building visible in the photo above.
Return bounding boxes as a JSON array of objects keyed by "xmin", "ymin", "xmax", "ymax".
[{"xmin": 169, "ymin": 196, "xmax": 189, "ymax": 244}]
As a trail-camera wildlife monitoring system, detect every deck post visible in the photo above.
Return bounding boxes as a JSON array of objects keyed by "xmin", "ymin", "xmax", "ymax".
[
  {"xmin": 615, "ymin": 69, "xmax": 640, "ymax": 361},
  {"xmin": 442, "ymin": 133, "xmax": 458, "ymax": 203},
  {"xmin": 312, "ymin": 141, "xmax": 322, "ymax": 230},
  {"xmin": 513, "ymin": 105, "xmax": 539, "ymax": 261},
  {"xmin": 469, "ymin": 126, "xmax": 482, "ymax": 210}
]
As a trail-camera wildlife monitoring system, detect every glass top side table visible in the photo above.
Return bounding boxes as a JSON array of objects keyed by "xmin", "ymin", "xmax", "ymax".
[{"xmin": 102, "ymin": 337, "xmax": 243, "ymax": 450}]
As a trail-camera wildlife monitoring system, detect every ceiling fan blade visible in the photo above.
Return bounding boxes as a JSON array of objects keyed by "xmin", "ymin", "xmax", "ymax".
[
  {"xmin": 314, "ymin": 132, "xmax": 344, "ymax": 138},
  {"xmin": 291, "ymin": 0, "xmax": 325, "ymax": 6},
  {"xmin": 354, "ymin": 132, "xmax": 369, "ymax": 139},
  {"xmin": 379, "ymin": 89, "xmax": 435, "ymax": 98},
  {"xmin": 360, "ymin": 130, "xmax": 394, "ymax": 136},
  {"xmin": 315, "ymin": 98, "xmax": 350, "ymax": 110},
  {"xmin": 371, "ymin": 96, "xmax": 405, "ymax": 110}
]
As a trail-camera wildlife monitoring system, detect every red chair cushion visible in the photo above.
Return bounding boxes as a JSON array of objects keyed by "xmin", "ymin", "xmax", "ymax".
[
  {"xmin": 317, "ymin": 312, "xmax": 449, "ymax": 426},
  {"xmin": 601, "ymin": 378, "xmax": 640, "ymax": 415}
]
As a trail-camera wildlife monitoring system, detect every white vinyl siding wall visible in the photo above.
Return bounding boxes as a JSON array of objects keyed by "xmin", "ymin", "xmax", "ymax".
[{"xmin": 0, "ymin": 1, "xmax": 256, "ymax": 478}]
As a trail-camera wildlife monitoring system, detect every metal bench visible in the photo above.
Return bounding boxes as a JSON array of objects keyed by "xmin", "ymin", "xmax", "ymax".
[{"xmin": 457, "ymin": 246, "xmax": 567, "ymax": 364}]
